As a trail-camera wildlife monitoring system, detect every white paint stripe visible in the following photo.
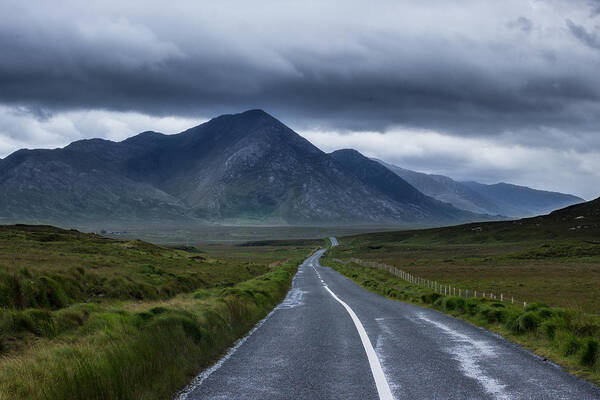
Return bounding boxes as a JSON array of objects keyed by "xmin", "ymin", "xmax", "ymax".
[
  {"xmin": 324, "ymin": 285, "xmax": 395, "ymax": 400},
  {"xmin": 416, "ymin": 313, "xmax": 511, "ymax": 400}
]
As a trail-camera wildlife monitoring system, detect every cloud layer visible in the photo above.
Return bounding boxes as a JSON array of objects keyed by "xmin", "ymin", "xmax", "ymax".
[{"xmin": 0, "ymin": 0, "xmax": 599, "ymax": 199}]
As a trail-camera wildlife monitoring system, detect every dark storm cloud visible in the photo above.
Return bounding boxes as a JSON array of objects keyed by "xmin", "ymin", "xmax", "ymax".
[
  {"xmin": 0, "ymin": 0, "xmax": 600, "ymax": 199},
  {"xmin": 0, "ymin": 0, "xmax": 599, "ymax": 139},
  {"xmin": 566, "ymin": 18, "xmax": 600, "ymax": 49}
]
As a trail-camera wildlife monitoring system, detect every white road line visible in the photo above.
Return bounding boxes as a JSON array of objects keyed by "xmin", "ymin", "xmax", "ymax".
[{"xmin": 323, "ymin": 285, "xmax": 395, "ymax": 400}]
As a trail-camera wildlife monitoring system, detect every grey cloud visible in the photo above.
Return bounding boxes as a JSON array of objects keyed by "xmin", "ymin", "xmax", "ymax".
[
  {"xmin": 0, "ymin": 0, "xmax": 599, "ymax": 159},
  {"xmin": 566, "ymin": 18, "xmax": 600, "ymax": 49},
  {"xmin": 507, "ymin": 17, "xmax": 533, "ymax": 33}
]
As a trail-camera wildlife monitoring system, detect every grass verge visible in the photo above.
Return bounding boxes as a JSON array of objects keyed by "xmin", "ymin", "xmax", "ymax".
[
  {"xmin": 0, "ymin": 259, "xmax": 301, "ymax": 400},
  {"xmin": 322, "ymin": 255, "xmax": 600, "ymax": 385}
]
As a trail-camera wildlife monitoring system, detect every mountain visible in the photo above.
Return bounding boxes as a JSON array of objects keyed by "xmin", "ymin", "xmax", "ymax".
[
  {"xmin": 460, "ymin": 181, "xmax": 584, "ymax": 217},
  {"xmin": 0, "ymin": 110, "xmax": 488, "ymax": 227},
  {"xmin": 375, "ymin": 159, "xmax": 583, "ymax": 217},
  {"xmin": 330, "ymin": 149, "xmax": 482, "ymax": 222}
]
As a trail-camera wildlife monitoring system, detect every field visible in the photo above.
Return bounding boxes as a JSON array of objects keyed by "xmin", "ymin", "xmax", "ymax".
[
  {"xmin": 329, "ymin": 200, "xmax": 600, "ymax": 313},
  {"xmin": 96, "ymin": 224, "xmax": 398, "ymax": 245},
  {"xmin": 0, "ymin": 225, "xmax": 320, "ymax": 400}
]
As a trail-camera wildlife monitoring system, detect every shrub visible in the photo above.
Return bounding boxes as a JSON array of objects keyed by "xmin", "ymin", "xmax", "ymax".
[
  {"xmin": 465, "ymin": 299, "xmax": 481, "ymax": 315},
  {"xmin": 580, "ymin": 339, "xmax": 599, "ymax": 366},
  {"xmin": 541, "ymin": 320, "xmax": 558, "ymax": 340},
  {"xmin": 479, "ymin": 305, "xmax": 507, "ymax": 324},
  {"xmin": 518, "ymin": 312, "xmax": 542, "ymax": 332},
  {"xmin": 563, "ymin": 335, "xmax": 581, "ymax": 356},
  {"xmin": 505, "ymin": 310, "xmax": 523, "ymax": 333},
  {"xmin": 420, "ymin": 292, "xmax": 441, "ymax": 304},
  {"xmin": 537, "ymin": 307, "xmax": 554, "ymax": 319},
  {"xmin": 443, "ymin": 297, "xmax": 457, "ymax": 311}
]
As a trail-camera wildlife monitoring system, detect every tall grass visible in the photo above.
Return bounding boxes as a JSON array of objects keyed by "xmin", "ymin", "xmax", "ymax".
[{"xmin": 0, "ymin": 260, "xmax": 300, "ymax": 400}]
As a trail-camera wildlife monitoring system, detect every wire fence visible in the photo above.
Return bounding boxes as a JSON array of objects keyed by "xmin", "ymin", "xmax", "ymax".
[{"xmin": 349, "ymin": 257, "xmax": 529, "ymax": 309}]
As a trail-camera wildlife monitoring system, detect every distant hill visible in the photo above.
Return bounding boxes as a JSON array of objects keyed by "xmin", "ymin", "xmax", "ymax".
[
  {"xmin": 0, "ymin": 110, "xmax": 489, "ymax": 227},
  {"xmin": 342, "ymin": 196, "xmax": 600, "ymax": 247},
  {"xmin": 330, "ymin": 149, "xmax": 486, "ymax": 223},
  {"xmin": 375, "ymin": 159, "xmax": 583, "ymax": 217},
  {"xmin": 461, "ymin": 181, "xmax": 584, "ymax": 217}
]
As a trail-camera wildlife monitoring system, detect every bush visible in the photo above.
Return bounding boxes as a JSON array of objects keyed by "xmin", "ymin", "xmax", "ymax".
[
  {"xmin": 443, "ymin": 297, "xmax": 465, "ymax": 312},
  {"xmin": 465, "ymin": 299, "xmax": 481, "ymax": 315},
  {"xmin": 563, "ymin": 335, "xmax": 581, "ymax": 356},
  {"xmin": 580, "ymin": 339, "xmax": 599, "ymax": 366},
  {"xmin": 489, "ymin": 308, "xmax": 507, "ymax": 324},
  {"xmin": 518, "ymin": 312, "xmax": 542, "ymax": 332},
  {"xmin": 505, "ymin": 310, "xmax": 523, "ymax": 333},
  {"xmin": 537, "ymin": 307, "xmax": 554, "ymax": 319},
  {"xmin": 541, "ymin": 320, "xmax": 558, "ymax": 340},
  {"xmin": 420, "ymin": 292, "xmax": 441, "ymax": 304}
]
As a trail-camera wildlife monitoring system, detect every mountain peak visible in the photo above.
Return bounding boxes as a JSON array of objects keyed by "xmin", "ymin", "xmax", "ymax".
[
  {"xmin": 122, "ymin": 131, "xmax": 166, "ymax": 145},
  {"xmin": 331, "ymin": 148, "xmax": 362, "ymax": 157}
]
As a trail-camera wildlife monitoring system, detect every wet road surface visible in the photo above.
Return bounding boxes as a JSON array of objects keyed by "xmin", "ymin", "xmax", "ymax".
[{"xmin": 179, "ymin": 241, "xmax": 600, "ymax": 400}]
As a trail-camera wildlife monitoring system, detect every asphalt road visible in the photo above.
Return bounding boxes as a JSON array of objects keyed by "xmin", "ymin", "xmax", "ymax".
[
  {"xmin": 329, "ymin": 236, "xmax": 339, "ymax": 246},
  {"xmin": 178, "ymin": 241, "xmax": 600, "ymax": 400}
]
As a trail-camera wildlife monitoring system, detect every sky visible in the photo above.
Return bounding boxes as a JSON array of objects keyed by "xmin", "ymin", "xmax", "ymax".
[{"xmin": 0, "ymin": 0, "xmax": 599, "ymax": 199}]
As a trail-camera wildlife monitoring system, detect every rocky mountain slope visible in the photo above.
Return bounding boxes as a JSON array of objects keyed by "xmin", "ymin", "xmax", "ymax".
[{"xmin": 0, "ymin": 110, "xmax": 488, "ymax": 227}]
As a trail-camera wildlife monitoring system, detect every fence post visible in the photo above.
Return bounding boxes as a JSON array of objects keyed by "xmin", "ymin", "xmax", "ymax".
[{"xmin": 524, "ymin": 301, "xmax": 527, "ymax": 309}]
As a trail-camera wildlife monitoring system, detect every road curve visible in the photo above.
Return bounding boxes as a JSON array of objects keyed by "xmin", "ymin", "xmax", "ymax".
[{"xmin": 178, "ymin": 243, "xmax": 600, "ymax": 400}]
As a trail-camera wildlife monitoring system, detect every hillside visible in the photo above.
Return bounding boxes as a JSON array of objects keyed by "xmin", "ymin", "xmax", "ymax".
[
  {"xmin": 0, "ymin": 110, "xmax": 487, "ymax": 227},
  {"xmin": 375, "ymin": 159, "xmax": 583, "ymax": 217},
  {"xmin": 330, "ymin": 149, "xmax": 486, "ymax": 223},
  {"xmin": 462, "ymin": 181, "xmax": 584, "ymax": 217}
]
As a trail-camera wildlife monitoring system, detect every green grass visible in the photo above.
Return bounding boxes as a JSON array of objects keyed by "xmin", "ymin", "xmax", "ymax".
[
  {"xmin": 331, "ymin": 232, "xmax": 600, "ymax": 313},
  {"xmin": 0, "ymin": 258, "xmax": 302, "ymax": 400},
  {"xmin": 0, "ymin": 224, "xmax": 319, "ymax": 399},
  {"xmin": 0, "ymin": 225, "xmax": 283, "ymax": 310},
  {"xmin": 322, "ymin": 253, "xmax": 600, "ymax": 385}
]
